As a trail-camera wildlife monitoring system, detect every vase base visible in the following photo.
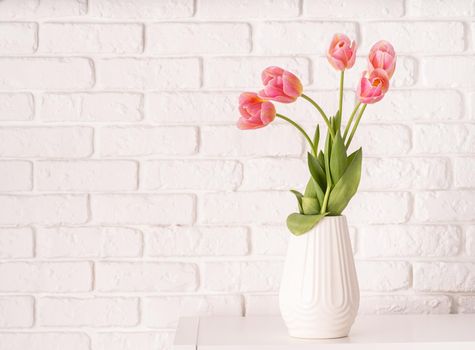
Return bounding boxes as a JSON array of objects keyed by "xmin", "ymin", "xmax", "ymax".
[{"xmin": 288, "ymin": 329, "xmax": 349, "ymax": 339}]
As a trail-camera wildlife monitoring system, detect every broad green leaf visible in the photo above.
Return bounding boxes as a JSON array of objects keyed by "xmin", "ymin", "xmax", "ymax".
[
  {"xmin": 324, "ymin": 130, "xmax": 332, "ymax": 188},
  {"xmin": 317, "ymin": 151, "xmax": 325, "ymax": 169},
  {"xmin": 304, "ymin": 178, "xmax": 324, "ymax": 206},
  {"xmin": 290, "ymin": 189, "xmax": 304, "ymax": 214},
  {"xmin": 307, "ymin": 152, "xmax": 326, "ymax": 189},
  {"xmin": 330, "ymin": 132, "xmax": 347, "ymax": 184},
  {"xmin": 327, "ymin": 147, "xmax": 363, "ymax": 215},
  {"xmin": 334, "ymin": 110, "xmax": 341, "ymax": 133},
  {"xmin": 312, "ymin": 125, "xmax": 320, "ymax": 155},
  {"xmin": 302, "ymin": 196, "xmax": 320, "ymax": 215},
  {"xmin": 287, "ymin": 212, "xmax": 328, "ymax": 235}
]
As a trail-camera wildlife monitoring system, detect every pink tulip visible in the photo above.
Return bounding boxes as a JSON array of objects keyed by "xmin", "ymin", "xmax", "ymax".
[
  {"xmin": 327, "ymin": 33, "xmax": 357, "ymax": 71},
  {"xmin": 356, "ymin": 69, "xmax": 390, "ymax": 104},
  {"xmin": 258, "ymin": 66, "xmax": 303, "ymax": 103},
  {"xmin": 237, "ymin": 92, "xmax": 276, "ymax": 130},
  {"xmin": 368, "ymin": 40, "xmax": 396, "ymax": 79}
]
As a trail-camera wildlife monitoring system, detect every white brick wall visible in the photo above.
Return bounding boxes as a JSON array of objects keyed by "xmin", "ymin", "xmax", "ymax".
[{"xmin": 0, "ymin": 1, "xmax": 473, "ymax": 349}]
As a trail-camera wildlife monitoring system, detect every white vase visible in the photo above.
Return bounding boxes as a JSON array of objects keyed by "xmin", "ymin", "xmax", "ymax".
[{"xmin": 279, "ymin": 215, "xmax": 359, "ymax": 339}]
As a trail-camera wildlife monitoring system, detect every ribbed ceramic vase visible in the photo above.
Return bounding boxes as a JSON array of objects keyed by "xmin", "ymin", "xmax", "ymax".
[{"xmin": 279, "ymin": 215, "xmax": 359, "ymax": 339}]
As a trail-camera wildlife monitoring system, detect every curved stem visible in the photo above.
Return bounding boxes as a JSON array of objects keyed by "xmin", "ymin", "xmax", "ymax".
[
  {"xmin": 276, "ymin": 113, "xmax": 316, "ymax": 154},
  {"xmin": 301, "ymin": 94, "xmax": 335, "ymax": 139},
  {"xmin": 343, "ymin": 102, "xmax": 361, "ymax": 141},
  {"xmin": 345, "ymin": 104, "xmax": 367, "ymax": 149},
  {"xmin": 338, "ymin": 70, "xmax": 344, "ymax": 125},
  {"xmin": 320, "ymin": 184, "xmax": 331, "ymax": 214}
]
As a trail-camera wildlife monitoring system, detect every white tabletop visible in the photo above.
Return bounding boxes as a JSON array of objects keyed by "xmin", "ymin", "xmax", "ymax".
[{"xmin": 174, "ymin": 315, "xmax": 475, "ymax": 350}]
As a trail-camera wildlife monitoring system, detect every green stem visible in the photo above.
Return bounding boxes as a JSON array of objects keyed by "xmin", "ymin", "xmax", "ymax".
[
  {"xmin": 343, "ymin": 102, "xmax": 361, "ymax": 141},
  {"xmin": 321, "ymin": 184, "xmax": 331, "ymax": 214},
  {"xmin": 276, "ymin": 113, "xmax": 316, "ymax": 154},
  {"xmin": 345, "ymin": 104, "xmax": 367, "ymax": 149},
  {"xmin": 338, "ymin": 70, "xmax": 344, "ymax": 126},
  {"xmin": 301, "ymin": 94, "xmax": 335, "ymax": 139}
]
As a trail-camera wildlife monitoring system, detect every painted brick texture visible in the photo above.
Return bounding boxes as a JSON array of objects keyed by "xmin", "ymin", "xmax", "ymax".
[{"xmin": 0, "ymin": 1, "xmax": 473, "ymax": 349}]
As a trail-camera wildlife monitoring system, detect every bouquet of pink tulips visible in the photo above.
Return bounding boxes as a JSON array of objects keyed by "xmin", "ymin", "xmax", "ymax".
[{"xmin": 238, "ymin": 34, "xmax": 396, "ymax": 235}]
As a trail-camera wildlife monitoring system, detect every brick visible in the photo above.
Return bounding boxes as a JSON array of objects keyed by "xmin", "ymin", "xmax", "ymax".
[
  {"xmin": 345, "ymin": 192, "xmax": 410, "ymax": 224},
  {"xmin": 148, "ymin": 23, "xmax": 250, "ymax": 54},
  {"xmin": 198, "ymin": 0, "xmax": 299, "ymax": 18},
  {"xmin": 466, "ymin": 226, "xmax": 475, "ymax": 256},
  {"xmin": 97, "ymin": 58, "xmax": 200, "ymax": 90},
  {"xmin": 359, "ymin": 295, "xmax": 451, "ymax": 315},
  {"xmin": 148, "ymin": 92, "xmax": 237, "ymax": 124},
  {"xmin": 38, "ymin": 297, "xmax": 139, "ymax": 327},
  {"xmin": 0, "ymin": 195, "xmax": 88, "ymax": 225},
  {"xmin": 200, "ymin": 191, "xmax": 294, "ymax": 224},
  {"xmin": 305, "ymin": 0, "xmax": 403, "ymax": 18},
  {"xmin": 407, "ymin": 0, "xmax": 474, "ymax": 16},
  {"xmin": 312, "ymin": 56, "xmax": 417, "ymax": 89},
  {"xmin": 0, "ymin": 23, "xmax": 36, "ymax": 53},
  {"xmin": 201, "ymin": 125, "xmax": 302, "ymax": 157},
  {"xmin": 37, "ymin": 227, "xmax": 142, "ymax": 258},
  {"xmin": 422, "ymin": 57, "xmax": 475, "ymax": 88},
  {"xmin": 142, "ymin": 295, "xmax": 242, "ymax": 328},
  {"xmin": 0, "ymin": 333, "xmax": 90, "ymax": 350},
  {"xmin": 0, "ymin": 93, "xmax": 33, "ymax": 121},
  {"xmin": 40, "ymin": 93, "xmax": 143, "ymax": 122},
  {"xmin": 454, "ymin": 158, "xmax": 475, "ymax": 188},
  {"xmin": 204, "ymin": 261, "xmax": 283, "ymax": 292},
  {"xmin": 414, "ymin": 191, "xmax": 475, "ymax": 222},
  {"xmin": 89, "ymin": 0, "xmax": 193, "ymax": 19},
  {"xmin": 251, "ymin": 226, "xmax": 288, "ymax": 255},
  {"xmin": 0, "ymin": 228, "xmax": 33, "ymax": 258},
  {"xmin": 36, "ymin": 160, "xmax": 138, "ymax": 191},
  {"xmin": 144, "ymin": 226, "xmax": 248, "ymax": 256},
  {"xmin": 362, "ymin": 22, "xmax": 464, "ymax": 53},
  {"xmin": 240, "ymin": 158, "xmax": 307, "ymax": 190},
  {"xmin": 254, "ymin": 22, "xmax": 357, "ymax": 54},
  {"xmin": 0, "ymin": 296, "xmax": 34, "ymax": 328},
  {"xmin": 93, "ymin": 332, "xmax": 173, "ymax": 350},
  {"xmin": 91, "ymin": 194, "xmax": 194, "ymax": 225},
  {"xmin": 0, "ymin": 127, "xmax": 92, "ymax": 158},
  {"xmin": 99, "ymin": 126, "xmax": 197, "ymax": 157},
  {"xmin": 414, "ymin": 262, "xmax": 475, "ymax": 292},
  {"xmin": 245, "ymin": 295, "xmax": 279, "ymax": 315},
  {"xmin": 367, "ymin": 90, "xmax": 463, "ymax": 121},
  {"xmin": 40, "ymin": 23, "xmax": 142, "ymax": 54},
  {"xmin": 0, "ymin": 262, "xmax": 91, "ymax": 292},
  {"xmin": 414, "ymin": 124, "xmax": 475, "ymax": 154},
  {"xmin": 361, "ymin": 157, "xmax": 450, "ymax": 190},
  {"xmin": 0, "ymin": 58, "xmax": 93, "ymax": 90},
  {"xmin": 457, "ymin": 296, "xmax": 475, "ymax": 313},
  {"xmin": 350, "ymin": 124, "xmax": 411, "ymax": 156},
  {"xmin": 95, "ymin": 262, "xmax": 198, "ymax": 292},
  {"xmin": 0, "ymin": 0, "xmax": 86, "ymax": 19},
  {"xmin": 357, "ymin": 261, "xmax": 411, "ymax": 291},
  {"xmin": 358, "ymin": 225, "xmax": 461, "ymax": 258},
  {"xmin": 0, "ymin": 161, "xmax": 32, "ymax": 191},
  {"xmin": 204, "ymin": 57, "xmax": 310, "ymax": 88},
  {"xmin": 142, "ymin": 160, "xmax": 242, "ymax": 191}
]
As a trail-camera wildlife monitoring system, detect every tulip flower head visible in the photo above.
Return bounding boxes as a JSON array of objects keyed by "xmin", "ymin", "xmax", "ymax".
[
  {"xmin": 258, "ymin": 66, "xmax": 303, "ymax": 103},
  {"xmin": 368, "ymin": 40, "xmax": 396, "ymax": 79},
  {"xmin": 237, "ymin": 92, "xmax": 276, "ymax": 130},
  {"xmin": 327, "ymin": 33, "xmax": 357, "ymax": 71},
  {"xmin": 357, "ymin": 69, "xmax": 390, "ymax": 104}
]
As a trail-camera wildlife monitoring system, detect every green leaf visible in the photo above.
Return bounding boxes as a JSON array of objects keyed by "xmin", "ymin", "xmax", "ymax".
[
  {"xmin": 286, "ymin": 212, "xmax": 328, "ymax": 235},
  {"xmin": 327, "ymin": 147, "xmax": 363, "ymax": 215},
  {"xmin": 304, "ymin": 178, "xmax": 324, "ymax": 206},
  {"xmin": 302, "ymin": 196, "xmax": 320, "ymax": 215},
  {"xmin": 317, "ymin": 151, "xmax": 325, "ymax": 169},
  {"xmin": 334, "ymin": 110, "xmax": 341, "ymax": 133},
  {"xmin": 324, "ymin": 130, "xmax": 332, "ymax": 188},
  {"xmin": 330, "ymin": 132, "xmax": 347, "ymax": 184},
  {"xmin": 290, "ymin": 189, "xmax": 304, "ymax": 214},
  {"xmin": 307, "ymin": 152, "xmax": 326, "ymax": 189},
  {"xmin": 312, "ymin": 125, "xmax": 320, "ymax": 154}
]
